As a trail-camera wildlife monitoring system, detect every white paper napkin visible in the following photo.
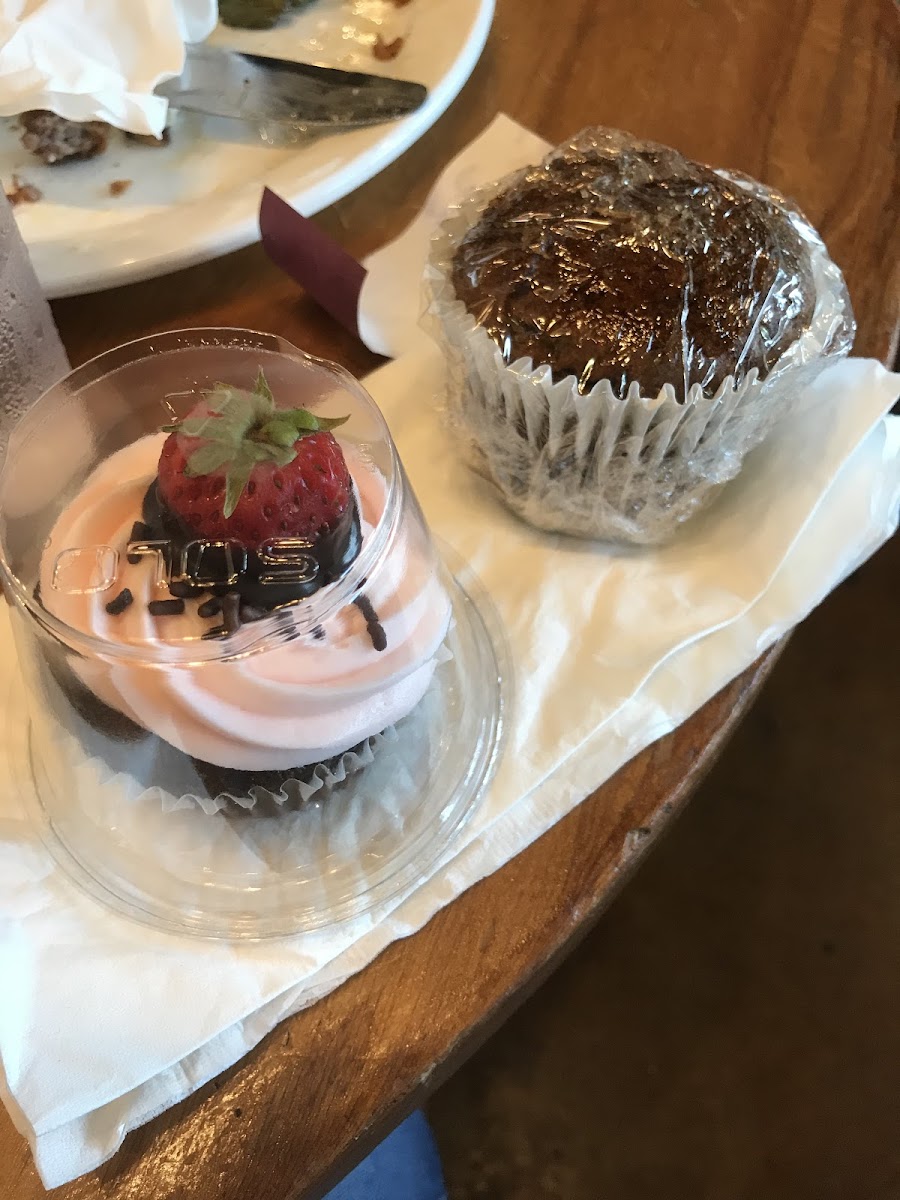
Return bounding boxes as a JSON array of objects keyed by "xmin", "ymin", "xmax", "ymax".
[
  {"xmin": 358, "ymin": 115, "xmax": 551, "ymax": 358},
  {"xmin": 1, "ymin": 117, "xmax": 898, "ymax": 1189},
  {"xmin": 0, "ymin": 0, "xmax": 217, "ymax": 136}
]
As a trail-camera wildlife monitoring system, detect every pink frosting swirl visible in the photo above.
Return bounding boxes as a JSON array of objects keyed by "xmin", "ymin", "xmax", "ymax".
[{"xmin": 40, "ymin": 435, "xmax": 451, "ymax": 770}]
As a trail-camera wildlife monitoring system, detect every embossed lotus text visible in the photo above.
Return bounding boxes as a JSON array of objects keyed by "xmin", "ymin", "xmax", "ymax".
[{"xmin": 50, "ymin": 539, "xmax": 320, "ymax": 595}]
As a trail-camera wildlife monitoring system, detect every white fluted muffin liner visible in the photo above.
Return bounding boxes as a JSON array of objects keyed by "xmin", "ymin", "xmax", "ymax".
[{"xmin": 425, "ymin": 165, "xmax": 854, "ymax": 544}]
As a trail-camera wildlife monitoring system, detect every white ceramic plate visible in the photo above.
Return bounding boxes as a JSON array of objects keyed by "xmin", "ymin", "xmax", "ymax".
[{"xmin": 1, "ymin": 0, "xmax": 493, "ymax": 298}]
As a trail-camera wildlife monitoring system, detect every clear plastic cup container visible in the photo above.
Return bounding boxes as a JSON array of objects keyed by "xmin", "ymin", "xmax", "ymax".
[
  {"xmin": 0, "ymin": 329, "xmax": 505, "ymax": 938},
  {"xmin": 0, "ymin": 192, "xmax": 69, "ymax": 449}
]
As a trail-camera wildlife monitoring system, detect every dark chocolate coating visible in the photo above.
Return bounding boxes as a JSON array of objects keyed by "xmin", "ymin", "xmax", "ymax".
[
  {"xmin": 141, "ymin": 480, "xmax": 362, "ymax": 610},
  {"xmin": 450, "ymin": 130, "xmax": 817, "ymax": 399}
]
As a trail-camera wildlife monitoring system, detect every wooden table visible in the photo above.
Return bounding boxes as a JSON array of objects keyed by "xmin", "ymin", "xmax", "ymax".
[{"xmin": 2, "ymin": 1, "xmax": 897, "ymax": 1196}]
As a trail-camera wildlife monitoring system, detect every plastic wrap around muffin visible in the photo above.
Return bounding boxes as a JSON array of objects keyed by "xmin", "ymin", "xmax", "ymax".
[{"xmin": 426, "ymin": 128, "xmax": 855, "ymax": 543}]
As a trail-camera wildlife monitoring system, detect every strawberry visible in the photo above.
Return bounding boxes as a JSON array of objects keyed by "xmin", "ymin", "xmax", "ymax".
[{"xmin": 157, "ymin": 370, "xmax": 351, "ymax": 548}]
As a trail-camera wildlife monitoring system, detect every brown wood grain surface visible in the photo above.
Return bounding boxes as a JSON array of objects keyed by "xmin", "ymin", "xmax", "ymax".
[{"xmin": 2, "ymin": 0, "xmax": 898, "ymax": 1196}]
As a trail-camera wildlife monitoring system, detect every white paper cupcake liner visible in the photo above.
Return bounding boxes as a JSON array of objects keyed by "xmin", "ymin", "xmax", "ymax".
[{"xmin": 424, "ymin": 165, "xmax": 854, "ymax": 544}]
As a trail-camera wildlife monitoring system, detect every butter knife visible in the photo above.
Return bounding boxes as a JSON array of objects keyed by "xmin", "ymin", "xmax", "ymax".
[{"xmin": 156, "ymin": 44, "xmax": 428, "ymax": 130}]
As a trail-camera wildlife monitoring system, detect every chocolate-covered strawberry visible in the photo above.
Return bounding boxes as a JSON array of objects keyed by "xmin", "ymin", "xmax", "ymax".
[{"xmin": 149, "ymin": 371, "xmax": 362, "ymax": 608}]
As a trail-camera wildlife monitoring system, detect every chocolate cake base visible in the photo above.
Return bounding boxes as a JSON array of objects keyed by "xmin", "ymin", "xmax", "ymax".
[
  {"xmin": 189, "ymin": 734, "xmax": 383, "ymax": 816},
  {"xmin": 43, "ymin": 645, "xmax": 148, "ymax": 744}
]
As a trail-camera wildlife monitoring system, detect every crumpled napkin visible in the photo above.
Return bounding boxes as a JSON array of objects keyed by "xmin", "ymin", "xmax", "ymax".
[
  {"xmin": 0, "ymin": 0, "xmax": 217, "ymax": 136},
  {"xmin": 0, "ymin": 115, "xmax": 898, "ymax": 1190}
]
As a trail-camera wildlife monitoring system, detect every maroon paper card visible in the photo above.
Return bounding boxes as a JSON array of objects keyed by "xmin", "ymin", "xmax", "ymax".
[{"xmin": 259, "ymin": 187, "xmax": 367, "ymax": 341}]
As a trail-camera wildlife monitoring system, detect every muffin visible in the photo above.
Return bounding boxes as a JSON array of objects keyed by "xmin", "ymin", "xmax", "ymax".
[{"xmin": 426, "ymin": 128, "xmax": 854, "ymax": 543}]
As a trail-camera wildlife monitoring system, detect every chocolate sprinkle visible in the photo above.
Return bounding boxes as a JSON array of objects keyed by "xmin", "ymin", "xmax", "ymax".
[
  {"xmin": 239, "ymin": 604, "xmax": 267, "ymax": 623},
  {"xmin": 105, "ymin": 587, "xmax": 133, "ymax": 616},
  {"xmin": 312, "ymin": 624, "xmax": 326, "ymax": 641},
  {"xmin": 127, "ymin": 520, "xmax": 153, "ymax": 564},
  {"xmin": 354, "ymin": 593, "xmax": 387, "ymax": 653},
  {"xmin": 168, "ymin": 579, "xmax": 198, "ymax": 599},
  {"xmin": 201, "ymin": 624, "xmax": 227, "ymax": 640},
  {"xmin": 222, "ymin": 591, "xmax": 241, "ymax": 634},
  {"xmin": 198, "ymin": 597, "xmax": 222, "ymax": 619},
  {"xmin": 148, "ymin": 598, "xmax": 185, "ymax": 617}
]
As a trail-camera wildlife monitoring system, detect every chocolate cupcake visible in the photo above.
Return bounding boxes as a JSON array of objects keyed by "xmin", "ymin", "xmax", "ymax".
[
  {"xmin": 17, "ymin": 332, "xmax": 455, "ymax": 824},
  {"xmin": 426, "ymin": 128, "xmax": 854, "ymax": 543},
  {"xmin": 185, "ymin": 731, "xmax": 391, "ymax": 816}
]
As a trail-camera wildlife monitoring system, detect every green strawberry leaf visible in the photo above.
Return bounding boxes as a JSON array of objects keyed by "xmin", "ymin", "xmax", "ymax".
[
  {"xmin": 207, "ymin": 384, "xmax": 249, "ymax": 415},
  {"xmin": 163, "ymin": 417, "xmax": 216, "ymax": 438},
  {"xmin": 179, "ymin": 415, "xmax": 239, "ymax": 441},
  {"xmin": 316, "ymin": 414, "xmax": 349, "ymax": 431},
  {"xmin": 223, "ymin": 460, "xmax": 255, "ymax": 518},
  {"xmin": 256, "ymin": 409, "xmax": 349, "ymax": 446},
  {"xmin": 283, "ymin": 408, "xmax": 349, "ymax": 433},
  {"xmin": 241, "ymin": 442, "xmax": 286, "ymax": 465},
  {"xmin": 204, "ymin": 384, "xmax": 261, "ymax": 442},
  {"xmin": 260, "ymin": 417, "xmax": 300, "ymax": 448},
  {"xmin": 240, "ymin": 441, "xmax": 294, "ymax": 467},
  {"xmin": 248, "ymin": 394, "xmax": 274, "ymax": 424},
  {"xmin": 253, "ymin": 368, "xmax": 275, "ymax": 410},
  {"xmin": 288, "ymin": 409, "xmax": 322, "ymax": 433},
  {"xmin": 184, "ymin": 441, "xmax": 236, "ymax": 477},
  {"xmin": 261, "ymin": 444, "xmax": 297, "ymax": 467}
]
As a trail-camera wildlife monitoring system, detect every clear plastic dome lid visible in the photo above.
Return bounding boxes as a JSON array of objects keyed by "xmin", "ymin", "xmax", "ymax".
[
  {"xmin": 0, "ymin": 328, "xmax": 414, "ymax": 661},
  {"xmin": 0, "ymin": 331, "xmax": 508, "ymax": 938}
]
